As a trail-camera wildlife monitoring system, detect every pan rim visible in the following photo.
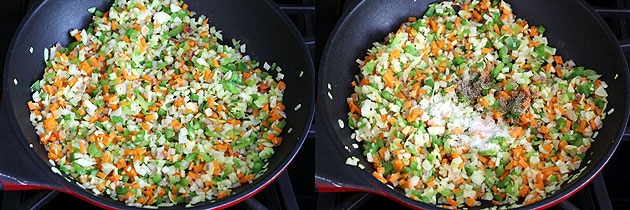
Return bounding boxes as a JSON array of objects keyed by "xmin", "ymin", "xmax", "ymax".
[
  {"xmin": 317, "ymin": 0, "xmax": 630, "ymax": 209},
  {"xmin": 1, "ymin": 0, "xmax": 316, "ymax": 209}
]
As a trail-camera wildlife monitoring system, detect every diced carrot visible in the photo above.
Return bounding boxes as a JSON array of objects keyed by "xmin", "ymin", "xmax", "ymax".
[
  {"xmin": 519, "ymin": 185, "xmax": 530, "ymax": 197},
  {"xmin": 465, "ymin": 197, "xmax": 476, "ymax": 207},
  {"xmin": 509, "ymin": 126, "xmax": 524, "ymax": 138},
  {"xmin": 387, "ymin": 172, "xmax": 401, "ymax": 184},
  {"xmin": 390, "ymin": 49, "xmax": 400, "ymax": 60},
  {"xmin": 199, "ymin": 18, "xmax": 209, "ymax": 28},
  {"xmin": 110, "ymin": 20, "xmax": 118, "ymax": 30},
  {"xmin": 378, "ymin": 147, "xmax": 389, "ymax": 159},
  {"xmin": 383, "ymin": 68, "xmax": 396, "ymax": 88},
  {"xmin": 444, "ymin": 84, "xmax": 457, "ymax": 93},
  {"xmin": 144, "ymin": 113, "xmax": 157, "ymax": 122},
  {"xmin": 348, "ymin": 100, "xmax": 361, "ymax": 114},
  {"xmin": 114, "ymin": 158, "xmax": 127, "ymax": 169},
  {"xmin": 78, "ymin": 61, "xmax": 93, "ymax": 74},
  {"xmin": 359, "ymin": 77, "xmax": 370, "ymax": 86},
  {"xmin": 393, "ymin": 158, "xmax": 404, "ymax": 171},
  {"xmin": 73, "ymin": 33, "xmax": 82, "ymax": 42},
  {"xmin": 269, "ymin": 125, "xmax": 282, "ymax": 134},
  {"xmin": 267, "ymin": 135, "xmax": 280, "ymax": 145},
  {"xmin": 481, "ymin": 47, "xmax": 493, "ymax": 54},
  {"xmin": 543, "ymin": 142, "xmax": 553, "ymax": 153},
  {"xmin": 373, "ymin": 171, "xmax": 387, "ymax": 183},
  {"xmin": 535, "ymin": 172, "xmax": 544, "ymax": 190},
  {"xmin": 518, "ymin": 158, "xmax": 529, "ymax": 168},
  {"xmin": 553, "ymin": 55, "xmax": 563, "ymax": 65},
  {"xmin": 216, "ymin": 189, "xmax": 231, "ymax": 199},
  {"xmin": 454, "ymin": 177, "xmax": 465, "ymax": 185},
  {"xmin": 43, "ymin": 117, "xmax": 59, "ymax": 131},
  {"xmin": 211, "ymin": 160, "xmax": 222, "ymax": 175},
  {"xmin": 405, "ymin": 108, "xmax": 424, "ymax": 123},
  {"xmin": 97, "ymin": 171, "xmax": 108, "ymax": 179},
  {"xmin": 78, "ymin": 141, "xmax": 86, "ymax": 154},
  {"xmin": 428, "ymin": 19, "xmax": 438, "ymax": 31},
  {"xmin": 140, "ymin": 122, "xmax": 151, "ymax": 131},
  {"xmin": 238, "ymin": 174, "xmax": 255, "ymax": 184},
  {"xmin": 578, "ymin": 119, "xmax": 587, "ymax": 134},
  {"xmin": 426, "ymin": 179, "xmax": 435, "ymax": 188},
  {"xmin": 277, "ymin": 81, "xmax": 286, "ymax": 90},
  {"xmin": 472, "ymin": 10, "xmax": 482, "ymax": 21},
  {"xmin": 539, "ymin": 125, "xmax": 550, "ymax": 135},
  {"xmin": 27, "ymin": 101, "xmax": 39, "ymax": 110},
  {"xmin": 446, "ymin": 196, "xmax": 458, "ymax": 207},
  {"xmin": 501, "ymin": 24, "xmax": 514, "ymax": 34},
  {"xmin": 173, "ymin": 97, "xmax": 185, "ymax": 107}
]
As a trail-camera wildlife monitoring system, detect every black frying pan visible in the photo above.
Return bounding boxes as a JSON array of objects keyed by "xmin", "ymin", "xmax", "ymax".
[
  {"xmin": 0, "ymin": 0, "xmax": 315, "ymax": 209},
  {"xmin": 318, "ymin": 0, "xmax": 629, "ymax": 209}
]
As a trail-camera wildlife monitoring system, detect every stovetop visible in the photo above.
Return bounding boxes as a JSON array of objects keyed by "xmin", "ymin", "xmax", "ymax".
[{"xmin": 1, "ymin": 0, "xmax": 629, "ymax": 209}]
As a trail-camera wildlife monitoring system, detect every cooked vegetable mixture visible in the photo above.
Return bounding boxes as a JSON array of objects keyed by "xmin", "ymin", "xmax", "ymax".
[
  {"xmin": 347, "ymin": 0, "xmax": 609, "ymax": 208},
  {"xmin": 28, "ymin": 0, "xmax": 286, "ymax": 207}
]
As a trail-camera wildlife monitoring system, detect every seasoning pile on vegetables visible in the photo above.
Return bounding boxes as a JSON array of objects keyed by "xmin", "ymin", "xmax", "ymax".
[
  {"xmin": 347, "ymin": 0, "xmax": 610, "ymax": 208},
  {"xmin": 28, "ymin": 0, "xmax": 287, "ymax": 207}
]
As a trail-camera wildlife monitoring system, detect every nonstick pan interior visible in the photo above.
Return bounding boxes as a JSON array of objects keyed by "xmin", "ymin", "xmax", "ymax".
[
  {"xmin": 318, "ymin": 0, "xmax": 629, "ymax": 209},
  {"xmin": 2, "ymin": 0, "xmax": 315, "ymax": 209}
]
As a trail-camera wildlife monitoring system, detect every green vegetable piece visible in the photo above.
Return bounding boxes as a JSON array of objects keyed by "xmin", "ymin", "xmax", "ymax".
[
  {"xmin": 404, "ymin": 45, "xmax": 419, "ymax": 56},
  {"xmin": 253, "ymin": 161, "xmax": 263, "ymax": 173},
  {"xmin": 67, "ymin": 42, "xmax": 80, "ymax": 51},
  {"xmin": 111, "ymin": 116, "xmax": 124, "ymax": 124},
  {"xmin": 439, "ymin": 189, "xmax": 453, "ymax": 197},
  {"xmin": 95, "ymin": 99, "xmax": 105, "ymax": 108},
  {"xmin": 184, "ymin": 153, "xmax": 198, "ymax": 162},
  {"xmin": 237, "ymin": 61, "xmax": 248, "ymax": 72},
  {"xmin": 94, "ymin": 10, "xmax": 104, "ymax": 17},
  {"xmin": 201, "ymin": 153, "xmax": 213, "ymax": 163},
  {"xmin": 425, "ymin": 5, "xmax": 436, "ymax": 17},
  {"xmin": 30, "ymin": 81, "xmax": 41, "ymax": 91},
  {"xmin": 577, "ymin": 81, "xmax": 594, "ymax": 96},
  {"xmin": 410, "ymin": 20, "xmax": 426, "ymax": 31},
  {"xmin": 538, "ymin": 25, "xmax": 546, "ymax": 34},
  {"xmin": 164, "ymin": 129, "xmax": 175, "ymax": 139},
  {"xmin": 555, "ymin": 118, "xmax": 567, "ymax": 130},
  {"xmin": 95, "ymin": 121, "xmax": 106, "ymax": 130},
  {"xmin": 223, "ymin": 81, "xmax": 239, "ymax": 94},
  {"xmin": 381, "ymin": 91, "xmax": 393, "ymax": 101},
  {"xmin": 503, "ymin": 36, "xmax": 521, "ymax": 50},
  {"xmin": 152, "ymin": 174, "xmax": 162, "ymax": 184},
  {"xmin": 158, "ymin": 109, "xmax": 167, "ymax": 117},
  {"xmin": 191, "ymin": 93, "xmax": 199, "ymax": 102},
  {"xmin": 453, "ymin": 56, "xmax": 466, "ymax": 66},
  {"xmin": 445, "ymin": 21, "xmax": 454, "ymax": 30},
  {"xmin": 115, "ymin": 186, "xmax": 128, "ymax": 195},
  {"xmin": 425, "ymin": 78, "xmax": 434, "ymax": 89},
  {"xmin": 88, "ymin": 143, "xmax": 103, "ymax": 157},
  {"xmin": 479, "ymin": 149, "xmax": 497, "ymax": 156},
  {"xmin": 594, "ymin": 97, "xmax": 606, "ymax": 109},
  {"xmin": 168, "ymin": 24, "xmax": 184, "ymax": 37}
]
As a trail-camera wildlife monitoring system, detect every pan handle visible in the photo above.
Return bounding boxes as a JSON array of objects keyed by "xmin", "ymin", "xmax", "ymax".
[{"xmin": 0, "ymin": 103, "xmax": 64, "ymax": 192}]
